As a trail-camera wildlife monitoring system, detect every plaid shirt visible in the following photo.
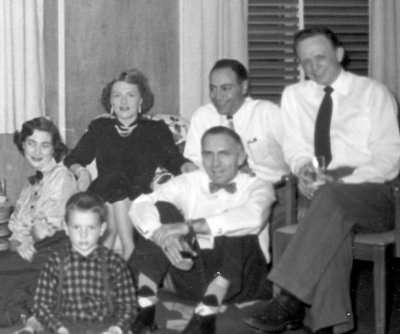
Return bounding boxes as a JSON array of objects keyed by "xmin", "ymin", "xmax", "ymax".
[{"xmin": 33, "ymin": 244, "xmax": 137, "ymax": 333}]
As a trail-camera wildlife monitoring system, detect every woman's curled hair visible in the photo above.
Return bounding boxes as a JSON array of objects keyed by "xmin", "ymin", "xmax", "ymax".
[
  {"xmin": 13, "ymin": 117, "xmax": 68, "ymax": 163},
  {"xmin": 101, "ymin": 69, "xmax": 155, "ymax": 114}
]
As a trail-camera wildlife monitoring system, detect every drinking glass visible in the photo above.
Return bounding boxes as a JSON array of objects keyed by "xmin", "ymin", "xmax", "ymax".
[
  {"xmin": 311, "ymin": 156, "xmax": 327, "ymax": 186},
  {"xmin": 0, "ymin": 179, "xmax": 6, "ymax": 203}
]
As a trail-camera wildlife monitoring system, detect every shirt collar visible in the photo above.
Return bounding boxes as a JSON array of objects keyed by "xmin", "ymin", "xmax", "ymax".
[
  {"xmin": 40, "ymin": 158, "xmax": 58, "ymax": 174},
  {"xmin": 206, "ymin": 172, "xmax": 242, "ymax": 189},
  {"xmin": 330, "ymin": 69, "xmax": 351, "ymax": 96},
  {"xmin": 218, "ymin": 97, "xmax": 253, "ymax": 121},
  {"xmin": 310, "ymin": 69, "xmax": 349, "ymax": 96},
  {"xmin": 68, "ymin": 243, "xmax": 102, "ymax": 260}
]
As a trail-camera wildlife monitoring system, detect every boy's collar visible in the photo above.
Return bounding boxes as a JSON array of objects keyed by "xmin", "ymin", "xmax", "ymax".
[{"xmin": 70, "ymin": 244, "xmax": 100, "ymax": 258}]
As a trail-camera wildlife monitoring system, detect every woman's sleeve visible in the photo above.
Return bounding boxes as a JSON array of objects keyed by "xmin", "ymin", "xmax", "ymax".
[
  {"xmin": 37, "ymin": 166, "xmax": 78, "ymax": 232},
  {"xmin": 154, "ymin": 122, "xmax": 189, "ymax": 175},
  {"xmin": 64, "ymin": 120, "xmax": 98, "ymax": 168},
  {"xmin": 8, "ymin": 185, "xmax": 33, "ymax": 245}
]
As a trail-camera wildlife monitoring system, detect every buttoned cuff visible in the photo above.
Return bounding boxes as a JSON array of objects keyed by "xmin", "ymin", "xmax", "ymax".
[{"xmin": 206, "ymin": 217, "xmax": 225, "ymax": 237}]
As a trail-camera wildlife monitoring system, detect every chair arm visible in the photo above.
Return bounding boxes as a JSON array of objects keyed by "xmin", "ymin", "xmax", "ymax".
[
  {"xmin": 390, "ymin": 178, "xmax": 400, "ymax": 257},
  {"xmin": 284, "ymin": 174, "xmax": 297, "ymax": 226}
]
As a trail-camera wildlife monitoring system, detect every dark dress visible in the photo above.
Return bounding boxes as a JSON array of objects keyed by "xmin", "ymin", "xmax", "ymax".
[{"xmin": 64, "ymin": 117, "xmax": 188, "ymax": 203}]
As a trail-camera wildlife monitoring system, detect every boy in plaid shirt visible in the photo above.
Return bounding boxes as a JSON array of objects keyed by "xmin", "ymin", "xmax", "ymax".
[{"xmin": 26, "ymin": 192, "xmax": 136, "ymax": 334}]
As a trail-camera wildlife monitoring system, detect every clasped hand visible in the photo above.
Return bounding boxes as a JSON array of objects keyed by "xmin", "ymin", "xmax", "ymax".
[
  {"xmin": 152, "ymin": 223, "xmax": 197, "ymax": 267},
  {"xmin": 17, "ymin": 241, "xmax": 36, "ymax": 262},
  {"xmin": 298, "ymin": 162, "xmax": 334, "ymax": 198}
]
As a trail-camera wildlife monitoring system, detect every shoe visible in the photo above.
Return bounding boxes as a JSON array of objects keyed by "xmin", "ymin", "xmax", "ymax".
[
  {"xmin": 181, "ymin": 313, "xmax": 216, "ymax": 334},
  {"xmin": 243, "ymin": 293, "xmax": 305, "ymax": 333},
  {"xmin": 131, "ymin": 305, "xmax": 158, "ymax": 334}
]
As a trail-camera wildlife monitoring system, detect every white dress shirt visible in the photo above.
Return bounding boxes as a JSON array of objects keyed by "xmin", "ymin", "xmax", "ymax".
[
  {"xmin": 281, "ymin": 70, "xmax": 400, "ymax": 183},
  {"xmin": 184, "ymin": 97, "xmax": 290, "ymax": 183},
  {"xmin": 129, "ymin": 170, "xmax": 275, "ymax": 259}
]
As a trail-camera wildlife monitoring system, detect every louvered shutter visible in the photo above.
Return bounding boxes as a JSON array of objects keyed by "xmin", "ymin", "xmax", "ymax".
[
  {"xmin": 248, "ymin": 0, "xmax": 300, "ymax": 104},
  {"xmin": 248, "ymin": 0, "xmax": 369, "ymax": 103},
  {"xmin": 304, "ymin": 0, "xmax": 369, "ymax": 76}
]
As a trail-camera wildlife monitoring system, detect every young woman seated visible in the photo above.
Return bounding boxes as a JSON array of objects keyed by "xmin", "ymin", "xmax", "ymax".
[{"xmin": 0, "ymin": 117, "xmax": 78, "ymax": 326}]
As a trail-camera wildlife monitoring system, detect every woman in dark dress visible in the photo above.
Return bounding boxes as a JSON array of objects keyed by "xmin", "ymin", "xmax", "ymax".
[{"xmin": 64, "ymin": 69, "xmax": 189, "ymax": 259}]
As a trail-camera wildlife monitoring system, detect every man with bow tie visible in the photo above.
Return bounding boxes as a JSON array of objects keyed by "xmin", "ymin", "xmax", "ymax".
[{"xmin": 128, "ymin": 126, "xmax": 275, "ymax": 334}]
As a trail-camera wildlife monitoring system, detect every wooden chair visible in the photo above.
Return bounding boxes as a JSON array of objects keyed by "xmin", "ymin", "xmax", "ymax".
[{"xmin": 273, "ymin": 175, "xmax": 400, "ymax": 334}]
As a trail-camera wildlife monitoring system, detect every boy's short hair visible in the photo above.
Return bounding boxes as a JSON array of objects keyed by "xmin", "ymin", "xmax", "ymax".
[{"xmin": 65, "ymin": 192, "xmax": 106, "ymax": 224}]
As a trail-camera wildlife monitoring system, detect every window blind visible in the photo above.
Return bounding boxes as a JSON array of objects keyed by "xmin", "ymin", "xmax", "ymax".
[
  {"xmin": 248, "ymin": 0, "xmax": 369, "ymax": 103},
  {"xmin": 304, "ymin": 0, "xmax": 369, "ymax": 76},
  {"xmin": 248, "ymin": 0, "xmax": 299, "ymax": 103}
]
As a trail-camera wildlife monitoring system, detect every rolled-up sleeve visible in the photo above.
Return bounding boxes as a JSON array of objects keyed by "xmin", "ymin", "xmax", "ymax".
[{"xmin": 129, "ymin": 176, "xmax": 187, "ymax": 239}]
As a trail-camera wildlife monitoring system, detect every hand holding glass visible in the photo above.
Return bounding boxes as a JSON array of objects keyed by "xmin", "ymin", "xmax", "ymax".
[
  {"xmin": 0, "ymin": 179, "xmax": 6, "ymax": 203},
  {"xmin": 311, "ymin": 156, "xmax": 327, "ymax": 187}
]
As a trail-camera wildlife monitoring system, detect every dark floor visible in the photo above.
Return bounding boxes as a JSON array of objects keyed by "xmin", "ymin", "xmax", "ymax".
[
  {"xmin": 4, "ymin": 259, "xmax": 400, "ymax": 334},
  {"xmin": 278, "ymin": 259, "xmax": 400, "ymax": 334},
  {"xmin": 153, "ymin": 259, "xmax": 400, "ymax": 334}
]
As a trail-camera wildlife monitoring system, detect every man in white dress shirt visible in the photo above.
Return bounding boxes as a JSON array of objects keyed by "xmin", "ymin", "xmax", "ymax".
[
  {"xmin": 244, "ymin": 26, "xmax": 400, "ymax": 334},
  {"xmin": 183, "ymin": 59, "xmax": 290, "ymax": 252},
  {"xmin": 184, "ymin": 59, "xmax": 289, "ymax": 184},
  {"xmin": 128, "ymin": 126, "xmax": 275, "ymax": 334}
]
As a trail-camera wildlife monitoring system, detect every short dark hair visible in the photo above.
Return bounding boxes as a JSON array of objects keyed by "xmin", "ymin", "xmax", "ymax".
[
  {"xmin": 101, "ymin": 69, "xmax": 155, "ymax": 114},
  {"xmin": 210, "ymin": 59, "xmax": 248, "ymax": 83},
  {"xmin": 294, "ymin": 26, "xmax": 343, "ymax": 54},
  {"xmin": 201, "ymin": 126, "xmax": 244, "ymax": 151},
  {"xmin": 13, "ymin": 117, "xmax": 68, "ymax": 163},
  {"xmin": 65, "ymin": 192, "xmax": 106, "ymax": 225}
]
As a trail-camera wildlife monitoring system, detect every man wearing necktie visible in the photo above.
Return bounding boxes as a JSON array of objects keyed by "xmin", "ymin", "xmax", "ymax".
[
  {"xmin": 245, "ymin": 27, "xmax": 400, "ymax": 334},
  {"xmin": 184, "ymin": 59, "xmax": 289, "ymax": 185},
  {"xmin": 128, "ymin": 126, "xmax": 275, "ymax": 334}
]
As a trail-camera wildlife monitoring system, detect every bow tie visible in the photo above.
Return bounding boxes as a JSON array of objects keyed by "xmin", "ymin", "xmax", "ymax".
[
  {"xmin": 28, "ymin": 171, "xmax": 43, "ymax": 185},
  {"xmin": 209, "ymin": 182, "xmax": 237, "ymax": 194}
]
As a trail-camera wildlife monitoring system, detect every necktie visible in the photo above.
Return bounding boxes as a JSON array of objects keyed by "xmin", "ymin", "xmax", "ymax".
[
  {"xmin": 314, "ymin": 86, "xmax": 334, "ymax": 167},
  {"xmin": 226, "ymin": 115, "xmax": 252, "ymax": 171},
  {"xmin": 28, "ymin": 170, "xmax": 43, "ymax": 185},
  {"xmin": 226, "ymin": 115, "xmax": 235, "ymax": 131},
  {"xmin": 209, "ymin": 182, "xmax": 237, "ymax": 194}
]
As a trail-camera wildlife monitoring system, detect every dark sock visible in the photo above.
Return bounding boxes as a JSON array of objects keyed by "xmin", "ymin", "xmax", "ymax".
[
  {"xmin": 201, "ymin": 294, "xmax": 219, "ymax": 307},
  {"xmin": 138, "ymin": 285, "xmax": 156, "ymax": 298}
]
